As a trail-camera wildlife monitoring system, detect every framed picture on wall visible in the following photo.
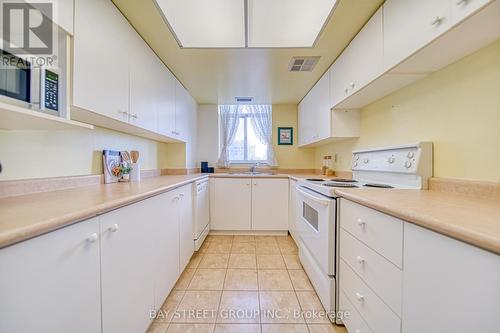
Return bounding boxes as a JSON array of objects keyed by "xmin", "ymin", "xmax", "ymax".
[{"xmin": 278, "ymin": 127, "xmax": 293, "ymax": 145}]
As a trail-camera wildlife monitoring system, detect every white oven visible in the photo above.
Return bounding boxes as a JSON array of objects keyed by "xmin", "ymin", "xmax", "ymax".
[
  {"xmin": 296, "ymin": 186, "xmax": 336, "ymax": 275},
  {"xmin": 296, "ymin": 185, "xmax": 339, "ymax": 322}
]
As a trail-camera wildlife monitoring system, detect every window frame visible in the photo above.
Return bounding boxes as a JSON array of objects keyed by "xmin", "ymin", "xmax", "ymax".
[{"xmin": 227, "ymin": 113, "xmax": 269, "ymax": 164}]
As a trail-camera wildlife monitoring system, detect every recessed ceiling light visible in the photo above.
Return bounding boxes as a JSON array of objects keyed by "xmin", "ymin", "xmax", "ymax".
[
  {"xmin": 155, "ymin": 0, "xmax": 246, "ymax": 48},
  {"xmin": 154, "ymin": 0, "xmax": 338, "ymax": 48}
]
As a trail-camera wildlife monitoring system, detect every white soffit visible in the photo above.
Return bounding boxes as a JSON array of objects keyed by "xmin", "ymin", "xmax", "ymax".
[
  {"xmin": 155, "ymin": 0, "xmax": 338, "ymax": 48},
  {"xmin": 247, "ymin": 0, "xmax": 338, "ymax": 48},
  {"xmin": 155, "ymin": 0, "xmax": 246, "ymax": 48}
]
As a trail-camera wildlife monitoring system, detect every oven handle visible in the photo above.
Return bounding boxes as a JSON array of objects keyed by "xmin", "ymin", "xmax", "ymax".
[{"xmin": 296, "ymin": 187, "xmax": 331, "ymax": 206}]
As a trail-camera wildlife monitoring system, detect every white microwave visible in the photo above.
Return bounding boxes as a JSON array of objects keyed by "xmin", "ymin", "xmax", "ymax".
[{"xmin": 0, "ymin": 50, "xmax": 60, "ymax": 116}]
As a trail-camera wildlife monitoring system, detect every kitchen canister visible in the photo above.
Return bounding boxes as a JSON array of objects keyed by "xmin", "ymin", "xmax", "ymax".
[{"xmin": 130, "ymin": 162, "xmax": 141, "ymax": 182}]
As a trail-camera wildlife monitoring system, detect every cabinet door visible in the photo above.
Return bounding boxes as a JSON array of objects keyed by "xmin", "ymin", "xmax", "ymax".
[
  {"xmin": 288, "ymin": 179, "xmax": 299, "ymax": 241},
  {"xmin": 100, "ymin": 199, "xmax": 156, "ymax": 333},
  {"xmin": 151, "ymin": 192, "xmax": 180, "ymax": 310},
  {"xmin": 329, "ymin": 49, "xmax": 351, "ymax": 108},
  {"xmin": 213, "ymin": 178, "xmax": 252, "ymax": 230},
  {"xmin": 383, "ymin": 0, "xmax": 451, "ymax": 72},
  {"xmin": 451, "ymin": 0, "xmax": 492, "ymax": 24},
  {"xmin": 179, "ymin": 184, "xmax": 194, "ymax": 271},
  {"xmin": 0, "ymin": 218, "xmax": 101, "ymax": 333},
  {"xmin": 252, "ymin": 179, "xmax": 289, "ymax": 230},
  {"xmin": 129, "ymin": 31, "xmax": 159, "ymax": 132},
  {"xmin": 157, "ymin": 68, "xmax": 176, "ymax": 138},
  {"xmin": 73, "ymin": 0, "xmax": 130, "ymax": 122},
  {"xmin": 308, "ymin": 71, "xmax": 331, "ymax": 143},
  {"xmin": 403, "ymin": 223, "xmax": 500, "ymax": 333},
  {"xmin": 297, "ymin": 100, "xmax": 311, "ymax": 146},
  {"xmin": 346, "ymin": 7, "xmax": 383, "ymax": 96},
  {"xmin": 174, "ymin": 79, "xmax": 190, "ymax": 142}
]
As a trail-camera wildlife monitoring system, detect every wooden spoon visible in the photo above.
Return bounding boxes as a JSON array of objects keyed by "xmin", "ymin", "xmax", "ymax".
[{"xmin": 130, "ymin": 150, "xmax": 139, "ymax": 163}]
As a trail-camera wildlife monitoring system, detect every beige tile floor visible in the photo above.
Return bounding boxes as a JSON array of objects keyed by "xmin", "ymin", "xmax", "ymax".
[{"xmin": 148, "ymin": 235, "xmax": 347, "ymax": 333}]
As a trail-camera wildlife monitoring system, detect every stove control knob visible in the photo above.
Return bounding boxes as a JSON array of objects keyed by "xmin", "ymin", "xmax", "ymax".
[
  {"xmin": 363, "ymin": 158, "xmax": 369, "ymax": 164},
  {"xmin": 354, "ymin": 154, "xmax": 360, "ymax": 161},
  {"xmin": 353, "ymin": 162, "xmax": 358, "ymax": 167},
  {"xmin": 405, "ymin": 161, "xmax": 412, "ymax": 169},
  {"xmin": 388, "ymin": 157, "xmax": 395, "ymax": 164},
  {"xmin": 407, "ymin": 151, "xmax": 415, "ymax": 159}
]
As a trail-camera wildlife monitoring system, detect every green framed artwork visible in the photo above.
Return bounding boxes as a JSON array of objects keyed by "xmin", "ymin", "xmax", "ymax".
[{"xmin": 278, "ymin": 127, "xmax": 293, "ymax": 145}]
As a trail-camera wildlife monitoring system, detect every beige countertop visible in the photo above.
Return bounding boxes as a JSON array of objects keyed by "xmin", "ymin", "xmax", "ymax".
[
  {"xmin": 334, "ymin": 188, "xmax": 500, "ymax": 255},
  {"xmin": 0, "ymin": 174, "xmax": 208, "ymax": 248}
]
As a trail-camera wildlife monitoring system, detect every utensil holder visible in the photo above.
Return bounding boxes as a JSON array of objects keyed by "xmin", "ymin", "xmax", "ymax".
[{"xmin": 130, "ymin": 163, "xmax": 141, "ymax": 182}]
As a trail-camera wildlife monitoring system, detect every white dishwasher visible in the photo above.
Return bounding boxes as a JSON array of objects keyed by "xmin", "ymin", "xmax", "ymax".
[{"xmin": 193, "ymin": 179, "xmax": 210, "ymax": 250}]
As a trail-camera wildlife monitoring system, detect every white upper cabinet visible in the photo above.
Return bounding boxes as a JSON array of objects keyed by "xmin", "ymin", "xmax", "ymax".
[
  {"xmin": 72, "ymin": 0, "xmax": 196, "ymax": 143},
  {"xmin": 0, "ymin": 218, "xmax": 101, "ymax": 333},
  {"xmin": 157, "ymin": 70, "xmax": 176, "ymax": 138},
  {"xmin": 129, "ymin": 32, "xmax": 160, "ymax": 133},
  {"xmin": 298, "ymin": 70, "xmax": 331, "ymax": 146},
  {"xmin": 451, "ymin": 0, "xmax": 492, "ymax": 24},
  {"xmin": 330, "ymin": 6, "xmax": 383, "ymax": 108},
  {"xmin": 47, "ymin": 0, "xmax": 74, "ymax": 35},
  {"xmin": 73, "ymin": 0, "xmax": 130, "ymax": 123},
  {"xmin": 383, "ymin": 0, "xmax": 452, "ymax": 72}
]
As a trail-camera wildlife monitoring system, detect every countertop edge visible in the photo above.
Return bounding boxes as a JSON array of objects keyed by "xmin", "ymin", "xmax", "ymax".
[
  {"xmin": 334, "ymin": 190, "xmax": 500, "ymax": 255},
  {"xmin": 0, "ymin": 175, "xmax": 209, "ymax": 249}
]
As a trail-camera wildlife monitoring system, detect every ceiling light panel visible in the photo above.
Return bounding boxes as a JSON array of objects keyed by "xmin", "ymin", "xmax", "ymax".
[
  {"xmin": 155, "ymin": 0, "xmax": 246, "ymax": 48},
  {"xmin": 247, "ymin": 0, "xmax": 337, "ymax": 48}
]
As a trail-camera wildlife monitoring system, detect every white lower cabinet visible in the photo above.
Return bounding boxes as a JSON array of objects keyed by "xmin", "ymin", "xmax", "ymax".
[
  {"xmin": 151, "ymin": 192, "xmax": 180, "ymax": 310},
  {"xmin": 402, "ymin": 222, "xmax": 500, "ymax": 333},
  {"xmin": 177, "ymin": 184, "xmax": 194, "ymax": 271},
  {"xmin": 339, "ymin": 198, "xmax": 500, "ymax": 333},
  {"xmin": 212, "ymin": 178, "xmax": 288, "ymax": 231},
  {"xmin": 0, "ymin": 218, "xmax": 101, "ymax": 333},
  {"xmin": 251, "ymin": 179, "xmax": 289, "ymax": 230},
  {"xmin": 100, "ymin": 199, "xmax": 157, "ymax": 333},
  {"xmin": 213, "ymin": 178, "xmax": 252, "ymax": 230},
  {"xmin": 288, "ymin": 179, "xmax": 300, "ymax": 242}
]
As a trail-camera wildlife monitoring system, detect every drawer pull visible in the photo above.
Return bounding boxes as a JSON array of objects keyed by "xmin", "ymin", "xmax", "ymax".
[
  {"xmin": 357, "ymin": 218, "xmax": 366, "ymax": 228},
  {"xmin": 355, "ymin": 292, "xmax": 364, "ymax": 301},
  {"xmin": 108, "ymin": 224, "xmax": 119, "ymax": 232},
  {"xmin": 86, "ymin": 233, "xmax": 98, "ymax": 243},
  {"xmin": 356, "ymin": 255, "xmax": 365, "ymax": 264},
  {"xmin": 431, "ymin": 16, "xmax": 445, "ymax": 26}
]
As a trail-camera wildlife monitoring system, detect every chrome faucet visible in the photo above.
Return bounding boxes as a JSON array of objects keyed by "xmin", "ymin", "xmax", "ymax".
[{"xmin": 249, "ymin": 163, "xmax": 260, "ymax": 173}]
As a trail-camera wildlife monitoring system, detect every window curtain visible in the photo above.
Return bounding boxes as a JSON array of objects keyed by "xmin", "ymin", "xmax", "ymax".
[
  {"xmin": 247, "ymin": 104, "xmax": 278, "ymax": 167},
  {"xmin": 217, "ymin": 104, "xmax": 241, "ymax": 168}
]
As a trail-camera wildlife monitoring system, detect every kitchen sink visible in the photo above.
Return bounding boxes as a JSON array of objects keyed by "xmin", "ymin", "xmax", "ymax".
[{"xmin": 228, "ymin": 172, "xmax": 277, "ymax": 176}]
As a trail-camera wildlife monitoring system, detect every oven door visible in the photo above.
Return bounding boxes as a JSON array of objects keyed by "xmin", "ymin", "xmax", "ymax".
[{"xmin": 296, "ymin": 186, "xmax": 336, "ymax": 276}]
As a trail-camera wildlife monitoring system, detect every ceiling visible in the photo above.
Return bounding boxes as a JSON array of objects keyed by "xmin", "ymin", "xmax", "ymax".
[{"xmin": 112, "ymin": 0, "xmax": 383, "ymax": 105}]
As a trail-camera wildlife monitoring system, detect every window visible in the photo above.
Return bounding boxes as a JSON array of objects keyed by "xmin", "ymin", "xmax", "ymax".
[{"xmin": 227, "ymin": 105, "xmax": 269, "ymax": 163}]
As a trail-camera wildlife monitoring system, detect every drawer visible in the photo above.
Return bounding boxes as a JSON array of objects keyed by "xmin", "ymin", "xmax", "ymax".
[
  {"xmin": 340, "ymin": 229, "xmax": 402, "ymax": 316},
  {"xmin": 340, "ymin": 199, "xmax": 403, "ymax": 268},
  {"xmin": 340, "ymin": 259, "xmax": 401, "ymax": 333},
  {"xmin": 340, "ymin": 290, "xmax": 375, "ymax": 333}
]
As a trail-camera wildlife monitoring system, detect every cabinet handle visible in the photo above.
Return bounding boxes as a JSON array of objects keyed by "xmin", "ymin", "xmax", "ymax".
[
  {"xmin": 355, "ymin": 292, "xmax": 364, "ymax": 301},
  {"xmin": 456, "ymin": 0, "xmax": 468, "ymax": 5},
  {"xmin": 179, "ymin": 193, "xmax": 185, "ymax": 198},
  {"xmin": 356, "ymin": 255, "xmax": 365, "ymax": 264},
  {"xmin": 431, "ymin": 16, "xmax": 444, "ymax": 26},
  {"xmin": 130, "ymin": 113, "xmax": 138, "ymax": 119},
  {"xmin": 246, "ymin": 183, "xmax": 250, "ymax": 186},
  {"xmin": 350, "ymin": 82, "xmax": 355, "ymax": 89},
  {"xmin": 357, "ymin": 218, "xmax": 366, "ymax": 228},
  {"xmin": 108, "ymin": 224, "xmax": 119, "ymax": 233},
  {"xmin": 86, "ymin": 233, "xmax": 98, "ymax": 243},
  {"xmin": 344, "ymin": 87, "xmax": 349, "ymax": 94}
]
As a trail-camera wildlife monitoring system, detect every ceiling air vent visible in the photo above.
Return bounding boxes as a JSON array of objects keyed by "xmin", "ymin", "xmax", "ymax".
[
  {"xmin": 235, "ymin": 97, "xmax": 254, "ymax": 103},
  {"xmin": 288, "ymin": 56, "xmax": 320, "ymax": 72}
]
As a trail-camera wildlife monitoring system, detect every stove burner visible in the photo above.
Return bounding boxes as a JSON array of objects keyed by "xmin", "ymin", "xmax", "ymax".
[
  {"xmin": 364, "ymin": 183, "xmax": 394, "ymax": 189},
  {"xmin": 330, "ymin": 178, "xmax": 358, "ymax": 183},
  {"xmin": 306, "ymin": 178, "xmax": 326, "ymax": 182},
  {"xmin": 323, "ymin": 182, "xmax": 359, "ymax": 188}
]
